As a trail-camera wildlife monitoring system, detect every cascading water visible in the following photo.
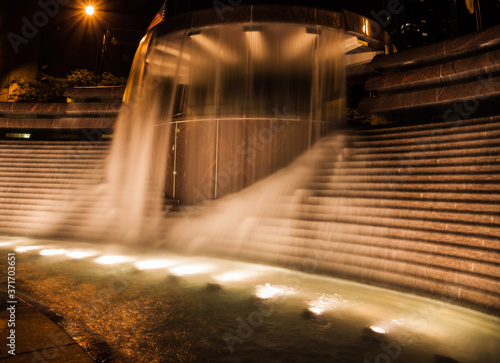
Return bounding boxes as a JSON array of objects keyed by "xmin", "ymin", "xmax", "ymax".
[
  {"xmin": 2, "ymin": 11, "xmax": 499, "ymax": 363},
  {"xmin": 39, "ymin": 23, "xmax": 346, "ymax": 244}
]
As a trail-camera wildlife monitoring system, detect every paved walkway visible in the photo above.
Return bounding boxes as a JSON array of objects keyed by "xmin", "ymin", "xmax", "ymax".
[{"xmin": 0, "ymin": 291, "xmax": 94, "ymax": 362}]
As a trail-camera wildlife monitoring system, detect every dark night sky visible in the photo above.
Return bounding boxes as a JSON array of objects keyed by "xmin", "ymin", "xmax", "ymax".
[
  {"xmin": 4, "ymin": 0, "xmax": 500, "ymax": 78},
  {"xmin": 37, "ymin": 0, "xmax": 163, "ymax": 77}
]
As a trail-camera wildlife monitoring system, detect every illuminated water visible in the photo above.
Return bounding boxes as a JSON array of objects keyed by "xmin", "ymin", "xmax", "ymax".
[
  {"xmin": 39, "ymin": 22, "xmax": 345, "ymax": 243},
  {"xmin": 1, "ymin": 236, "xmax": 499, "ymax": 362},
  {"xmin": 3, "ymin": 16, "xmax": 499, "ymax": 363}
]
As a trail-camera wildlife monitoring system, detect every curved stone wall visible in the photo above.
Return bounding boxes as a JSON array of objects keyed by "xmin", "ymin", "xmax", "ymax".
[{"xmin": 176, "ymin": 115, "xmax": 500, "ymax": 316}]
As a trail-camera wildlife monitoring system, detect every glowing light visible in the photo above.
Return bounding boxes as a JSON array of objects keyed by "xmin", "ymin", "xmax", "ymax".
[
  {"xmin": 66, "ymin": 251, "xmax": 97, "ymax": 259},
  {"xmin": 307, "ymin": 294, "xmax": 346, "ymax": 315},
  {"xmin": 85, "ymin": 6, "xmax": 94, "ymax": 15},
  {"xmin": 15, "ymin": 246, "xmax": 44, "ymax": 253},
  {"xmin": 255, "ymin": 283, "xmax": 295, "ymax": 299},
  {"xmin": 245, "ymin": 31, "xmax": 264, "ymax": 60},
  {"xmin": 0, "ymin": 241, "xmax": 14, "ymax": 247},
  {"xmin": 370, "ymin": 325, "xmax": 387, "ymax": 334},
  {"xmin": 95, "ymin": 255, "xmax": 132, "ymax": 265},
  {"xmin": 191, "ymin": 33, "xmax": 239, "ymax": 64},
  {"xmin": 213, "ymin": 270, "xmax": 258, "ymax": 282},
  {"xmin": 135, "ymin": 259, "xmax": 176, "ymax": 270},
  {"xmin": 40, "ymin": 248, "xmax": 68, "ymax": 256},
  {"xmin": 170, "ymin": 264, "xmax": 212, "ymax": 276}
]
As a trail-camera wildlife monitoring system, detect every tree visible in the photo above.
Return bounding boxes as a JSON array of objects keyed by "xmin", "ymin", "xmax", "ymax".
[
  {"xmin": 66, "ymin": 69, "xmax": 98, "ymax": 87},
  {"xmin": 6, "ymin": 71, "xmax": 66, "ymax": 103},
  {"xmin": 99, "ymin": 72, "xmax": 127, "ymax": 86},
  {"xmin": 5, "ymin": 69, "xmax": 127, "ymax": 102}
]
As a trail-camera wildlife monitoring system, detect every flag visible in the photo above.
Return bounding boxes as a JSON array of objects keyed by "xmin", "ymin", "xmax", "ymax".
[
  {"xmin": 465, "ymin": 0, "xmax": 475, "ymax": 14},
  {"xmin": 148, "ymin": 3, "xmax": 166, "ymax": 31}
]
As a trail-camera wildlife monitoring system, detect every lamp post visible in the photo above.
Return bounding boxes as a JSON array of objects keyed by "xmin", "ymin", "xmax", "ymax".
[{"xmin": 85, "ymin": 5, "xmax": 108, "ymax": 84}]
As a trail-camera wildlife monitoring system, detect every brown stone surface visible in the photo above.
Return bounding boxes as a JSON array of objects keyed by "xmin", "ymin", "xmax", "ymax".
[
  {"xmin": 0, "ymin": 293, "xmax": 93, "ymax": 362},
  {"xmin": 316, "ymin": 8, "xmax": 344, "ymax": 28},
  {"xmin": 252, "ymin": 5, "xmax": 317, "ymax": 25},
  {"xmin": 173, "ymin": 120, "xmax": 217, "ymax": 205},
  {"xmin": 445, "ymin": 24, "xmax": 500, "ymax": 54},
  {"xmin": 370, "ymin": 41, "xmax": 445, "ymax": 71},
  {"xmin": 367, "ymin": 50, "xmax": 500, "ymax": 93},
  {"xmin": 369, "ymin": 24, "xmax": 500, "ymax": 72},
  {"xmin": 157, "ymin": 12, "xmax": 192, "ymax": 36},
  {"xmin": 0, "ymin": 117, "xmax": 116, "ymax": 129},
  {"xmin": 359, "ymin": 75, "xmax": 500, "ymax": 115},
  {"xmin": 63, "ymin": 86, "xmax": 125, "ymax": 101},
  {"xmin": 167, "ymin": 118, "xmax": 331, "ymax": 204},
  {"xmin": 365, "ymin": 64, "xmax": 441, "ymax": 91},
  {"xmin": 191, "ymin": 5, "xmax": 252, "ymax": 28}
]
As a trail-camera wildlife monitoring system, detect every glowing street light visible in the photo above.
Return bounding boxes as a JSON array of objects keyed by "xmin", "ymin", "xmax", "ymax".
[{"xmin": 85, "ymin": 6, "xmax": 95, "ymax": 16}]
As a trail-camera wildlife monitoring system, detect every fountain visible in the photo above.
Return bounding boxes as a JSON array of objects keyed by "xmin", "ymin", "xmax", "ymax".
[{"xmin": 0, "ymin": 3, "xmax": 499, "ymax": 362}]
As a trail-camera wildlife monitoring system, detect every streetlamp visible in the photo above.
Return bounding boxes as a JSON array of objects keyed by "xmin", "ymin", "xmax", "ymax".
[{"xmin": 84, "ymin": 4, "xmax": 108, "ymax": 83}]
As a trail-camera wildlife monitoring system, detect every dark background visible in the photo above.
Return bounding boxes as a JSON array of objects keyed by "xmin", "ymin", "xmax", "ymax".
[{"xmin": 1, "ymin": 0, "xmax": 499, "ymax": 79}]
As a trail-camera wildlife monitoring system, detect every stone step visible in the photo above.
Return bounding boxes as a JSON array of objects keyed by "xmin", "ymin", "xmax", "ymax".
[
  {"xmin": 253, "ymin": 224, "xmax": 500, "ymax": 268},
  {"xmin": 317, "ymin": 155, "xmax": 500, "ymax": 170},
  {"xmin": 347, "ymin": 146, "xmax": 500, "ymax": 162},
  {"xmin": 311, "ymin": 188, "xmax": 500, "ymax": 204},
  {"xmin": 0, "ymin": 152, "xmax": 108, "ymax": 160},
  {"xmin": 0, "ymin": 185, "xmax": 102, "ymax": 197},
  {"xmin": 0, "ymin": 142, "xmax": 109, "ymax": 149},
  {"xmin": 305, "ymin": 195, "xmax": 500, "ymax": 215},
  {"xmin": 0, "ymin": 181, "xmax": 94, "ymax": 190},
  {"xmin": 0, "ymin": 139, "xmax": 111, "ymax": 149},
  {"xmin": 352, "ymin": 129, "xmax": 500, "ymax": 149},
  {"xmin": 295, "ymin": 203, "xmax": 500, "ymax": 231},
  {"xmin": 245, "ymin": 231, "xmax": 500, "ymax": 281},
  {"xmin": 351, "ymin": 137, "xmax": 500, "ymax": 156},
  {"xmin": 0, "ymin": 171, "xmax": 103, "ymax": 179},
  {"xmin": 355, "ymin": 117, "xmax": 500, "ymax": 140},
  {"xmin": 305, "ymin": 181, "xmax": 500, "ymax": 193},
  {"xmin": 258, "ymin": 202, "xmax": 500, "ymax": 245},
  {"xmin": 0, "ymin": 159, "xmax": 106, "ymax": 167},
  {"xmin": 309, "ymin": 173, "xmax": 500, "ymax": 184},
  {"xmin": 210, "ymin": 236, "xmax": 500, "ymax": 296},
  {"xmin": 0, "ymin": 164, "xmax": 106, "ymax": 173},
  {"xmin": 264, "ymin": 216, "xmax": 499, "ymax": 250},
  {"xmin": 312, "ymin": 164, "xmax": 500, "ymax": 176}
]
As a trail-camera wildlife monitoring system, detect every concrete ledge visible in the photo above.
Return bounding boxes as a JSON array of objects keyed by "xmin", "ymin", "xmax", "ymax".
[
  {"xmin": 0, "ymin": 102, "xmax": 121, "ymax": 117},
  {"xmin": 369, "ymin": 24, "xmax": 500, "ymax": 72},
  {"xmin": 0, "ymin": 117, "xmax": 116, "ymax": 130},
  {"xmin": 0, "ymin": 291, "xmax": 94, "ymax": 362}
]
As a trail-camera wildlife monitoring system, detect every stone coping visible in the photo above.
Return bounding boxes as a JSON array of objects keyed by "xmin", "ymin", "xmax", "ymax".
[
  {"xmin": 153, "ymin": 5, "xmax": 393, "ymax": 53},
  {"xmin": 370, "ymin": 24, "xmax": 500, "ymax": 72}
]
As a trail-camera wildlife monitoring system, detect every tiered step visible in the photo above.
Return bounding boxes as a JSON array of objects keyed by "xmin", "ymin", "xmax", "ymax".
[
  {"xmin": 204, "ymin": 116, "xmax": 500, "ymax": 315},
  {"xmin": 0, "ymin": 140, "xmax": 111, "ymax": 236}
]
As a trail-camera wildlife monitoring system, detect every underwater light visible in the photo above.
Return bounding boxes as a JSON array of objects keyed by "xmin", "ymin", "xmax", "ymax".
[
  {"xmin": 370, "ymin": 325, "xmax": 387, "ymax": 334},
  {"xmin": 307, "ymin": 294, "xmax": 348, "ymax": 315},
  {"xmin": 15, "ymin": 246, "xmax": 44, "ymax": 253},
  {"xmin": 5, "ymin": 133, "xmax": 31, "ymax": 139},
  {"xmin": 135, "ymin": 259, "xmax": 176, "ymax": 270},
  {"xmin": 255, "ymin": 283, "xmax": 295, "ymax": 299},
  {"xmin": 40, "ymin": 248, "xmax": 68, "ymax": 256},
  {"xmin": 95, "ymin": 255, "xmax": 132, "ymax": 265},
  {"xmin": 213, "ymin": 270, "xmax": 258, "ymax": 282},
  {"xmin": 66, "ymin": 250, "xmax": 98, "ymax": 259},
  {"xmin": 170, "ymin": 264, "xmax": 212, "ymax": 276}
]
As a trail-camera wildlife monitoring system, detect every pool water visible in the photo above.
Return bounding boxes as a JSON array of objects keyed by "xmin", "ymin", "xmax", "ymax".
[{"xmin": 1, "ymin": 236, "xmax": 499, "ymax": 363}]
